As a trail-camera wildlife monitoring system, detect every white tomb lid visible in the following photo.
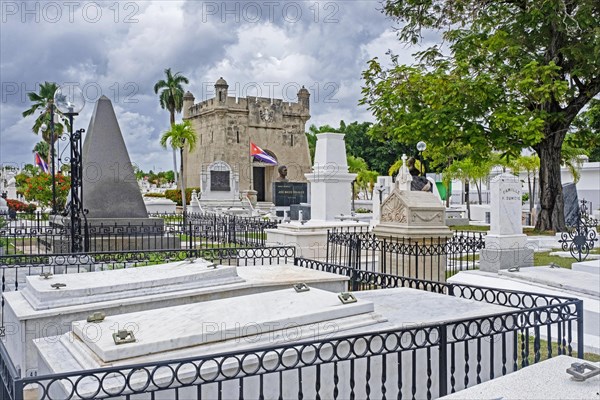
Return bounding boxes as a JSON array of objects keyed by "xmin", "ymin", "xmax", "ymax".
[
  {"xmin": 21, "ymin": 260, "xmax": 244, "ymax": 311},
  {"xmin": 72, "ymin": 287, "xmax": 375, "ymax": 363}
]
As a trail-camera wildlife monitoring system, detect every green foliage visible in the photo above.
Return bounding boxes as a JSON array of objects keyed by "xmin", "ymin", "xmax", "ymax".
[
  {"xmin": 570, "ymin": 98, "xmax": 600, "ymax": 162},
  {"xmin": 363, "ymin": 0, "xmax": 600, "ymax": 231},
  {"xmin": 21, "ymin": 81, "xmax": 67, "ymax": 143},
  {"xmin": 347, "ymin": 155, "xmax": 379, "ymax": 199},
  {"xmin": 154, "ymin": 68, "xmax": 190, "ymax": 126},
  {"xmin": 134, "ymin": 167, "xmax": 176, "ymax": 186},
  {"xmin": 143, "ymin": 193, "xmax": 166, "ymax": 198},
  {"xmin": 160, "ymin": 120, "xmax": 198, "ymax": 211},
  {"xmin": 164, "ymin": 188, "xmax": 200, "ymax": 206},
  {"xmin": 33, "ymin": 141, "xmax": 50, "ymax": 162},
  {"xmin": 307, "ymin": 121, "xmax": 412, "ymax": 174}
]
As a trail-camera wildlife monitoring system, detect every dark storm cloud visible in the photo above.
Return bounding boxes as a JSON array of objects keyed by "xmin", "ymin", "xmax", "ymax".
[{"xmin": 1, "ymin": 0, "xmax": 419, "ymax": 171}]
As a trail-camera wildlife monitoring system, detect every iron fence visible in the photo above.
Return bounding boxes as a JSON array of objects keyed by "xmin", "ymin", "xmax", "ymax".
[
  {"xmin": 0, "ymin": 258, "xmax": 583, "ymax": 399},
  {"xmin": 327, "ymin": 227, "xmax": 485, "ymax": 281},
  {"xmin": 0, "ymin": 212, "xmax": 278, "ymax": 258}
]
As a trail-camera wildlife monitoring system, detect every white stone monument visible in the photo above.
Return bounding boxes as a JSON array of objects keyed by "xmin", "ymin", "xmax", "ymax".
[
  {"xmin": 2, "ymin": 260, "xmax": 348, "ymax": 377},
  {"xmin": 479, "ymin": 173, "xmax": 534, "ymax": 272},
  {"xmin": 199, "ymin": 161, "xmax": 241, "ymax": 206},
  {"xmin": 305, "ymin": 133, "xmax": 356, "ymax": 220},
  {"xmin": 33, "ymin": 287, "xmax": 515, "ymax": 399},
  {"xmin": 266, "ymin": 133, "xmax": 367, "ymax": 259},
  {"xmin": 372, "ymin": 176, "xmax": 393, "ymax": 222}
]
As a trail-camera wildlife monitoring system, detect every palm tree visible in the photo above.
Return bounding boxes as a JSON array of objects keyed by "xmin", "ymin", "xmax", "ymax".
[
  {"xmin": 154, "ymin": 68, "xmax": 190, "ymax": 186},
  {"xmin": 22, "ymin": 82, "xmax": 67, "ymax": 173},
  {"xmin": 22, "ymin": 82, "xmax": 66, "ymax": 141},
  {"xmin": 160, "ymin": 121, "xmax": 197, "ymax": 214},
  {"xmin": 32, "ymin": 141, "xmax": 50, "ymax": 163}
]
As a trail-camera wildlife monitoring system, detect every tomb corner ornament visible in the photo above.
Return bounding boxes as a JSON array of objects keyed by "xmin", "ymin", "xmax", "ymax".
[{"xmin": 380, "ymin": 191, "xmax": 407, "ymax": 223}]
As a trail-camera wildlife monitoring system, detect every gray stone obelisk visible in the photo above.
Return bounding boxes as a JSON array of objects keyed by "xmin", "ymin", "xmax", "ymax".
[
  {"xmin": 82, "ymin": 95, "xmax": 148, "ymax": 220},
  {"xmin": 51, "ymin": 96, "xmax": 178, "ymax": 252}
]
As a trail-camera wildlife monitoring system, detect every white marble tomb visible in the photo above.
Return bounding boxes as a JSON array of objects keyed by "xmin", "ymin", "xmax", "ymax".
[
  {"xmin": 2, "ymin": 259, "xmax": 348, "ymax": 377},
  {"xmin": 35, "ymin": 287, "xmax": 515, "ymax": 400}
]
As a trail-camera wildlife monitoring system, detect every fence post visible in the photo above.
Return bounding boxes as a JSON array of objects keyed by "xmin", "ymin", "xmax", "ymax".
[
  {"xmin": 576, "ymin": 300, "xmax": 584, "ymax": 359},
  {"xmin": 414, "ymin": 241, "xmax": 419, "ymax": 280},
  {"xmin": 438, "ymin": 323, "xmax": 448, "ymax": 398},
  {"xmin": 13, "ymin": 378, "xmax": 24, "ymax": 400}
]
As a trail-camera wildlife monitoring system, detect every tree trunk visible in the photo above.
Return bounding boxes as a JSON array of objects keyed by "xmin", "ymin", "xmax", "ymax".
[
  {"xmin": 180, "ymin": 148, "xmax": 186, "ymax": 215},
  {"xmin": 464, "ymin": 179, "xmax": 470, "ymax": 220},
  {"xmin": 534, "ymin": 135, "xmax": 566, "ymax": 232},
  {"xmin": 170, "ymin": 111, "xmax": 179, "ymax": 187},
  {"xmin": 475, "ymin": 179, "xmax": 482, "ymax": 205},
  {"xmin": 528, "ymin": 173, "xmax": 534, "ymax": 213}
]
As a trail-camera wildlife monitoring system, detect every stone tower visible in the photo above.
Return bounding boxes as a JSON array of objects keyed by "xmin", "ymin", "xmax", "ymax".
[{"xmin": 183, "ymin": 78, "xmax": 312, "ymax": 203}]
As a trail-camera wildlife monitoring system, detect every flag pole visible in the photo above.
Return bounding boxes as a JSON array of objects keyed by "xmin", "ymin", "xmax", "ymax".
[{"xmin": 249, "ymin": 134, "xmax": 253, "ymax": 190}]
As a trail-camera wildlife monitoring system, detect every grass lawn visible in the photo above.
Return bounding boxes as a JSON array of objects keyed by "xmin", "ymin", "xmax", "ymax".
[
  {"xmin": 518, "ymin": 334, "xmax": 600, "ymax": 365},
  {"xmin": 450, "ymin": 225, "xmax": 558, "ymax": 236}
]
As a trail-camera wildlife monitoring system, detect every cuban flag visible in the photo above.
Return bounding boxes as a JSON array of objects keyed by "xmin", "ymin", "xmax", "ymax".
[
  {"xmin": 250, "ymin": 142, "xmax": 277, "ymax": 165},
  {"xmin": 35, "ymin": 152, "xmax": 49, "ymax": 173}
]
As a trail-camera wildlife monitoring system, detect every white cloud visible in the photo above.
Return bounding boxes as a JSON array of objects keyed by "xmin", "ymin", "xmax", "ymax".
[{"xmin": 0, "ymin": 0, "xmax": 415, "ymax": 171}]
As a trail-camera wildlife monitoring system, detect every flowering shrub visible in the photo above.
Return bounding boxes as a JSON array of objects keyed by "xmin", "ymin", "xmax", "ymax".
[
  {"xmin": 17, "ymin": 173, "xmax": 70, "ymax": 211},
  {"xmin": 6, "ymin": 199, "xmax": 37, "ymax": 213}
]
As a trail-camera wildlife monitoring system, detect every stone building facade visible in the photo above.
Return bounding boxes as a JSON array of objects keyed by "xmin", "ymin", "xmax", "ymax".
[{"xmin": 183, "ymin": 78, "xmax": 312, "ymax": 203}]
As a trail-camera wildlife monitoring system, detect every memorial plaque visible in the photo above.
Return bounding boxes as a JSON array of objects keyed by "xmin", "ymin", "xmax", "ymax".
[
  {"xmin": 211, "ymin": 170, "xmax": 231, "ymax": 191},
  {"xmin": 273, "ymin": 182, "xmax": 308, "ymax": 206}
]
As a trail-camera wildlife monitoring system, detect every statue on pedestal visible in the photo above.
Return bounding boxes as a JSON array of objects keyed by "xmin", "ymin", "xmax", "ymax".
[{"xmin": 277, "ymin": 165, "xmax": 289, "ymax": 182}]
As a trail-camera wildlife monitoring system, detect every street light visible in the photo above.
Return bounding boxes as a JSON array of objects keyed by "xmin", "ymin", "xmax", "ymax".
[
  {"xmin": 40, "ymin": 102, "xmax": 57, "ymax": 214},
  {"xmin": 54, "ymin": 85, "xmax": 86, "ymax": 253},
  {"xmin": 416, "ymin": 141, "xmax": 427, "ymax": 176}
]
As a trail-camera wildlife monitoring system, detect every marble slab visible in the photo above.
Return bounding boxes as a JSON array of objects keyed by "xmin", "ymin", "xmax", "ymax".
[
  {"xmin": 498, "ymin": 266, "xmax": 600, "ymax": 298},
  {"xmin": 34, "ymin": 287, "xmax": 516, "ymax": 399},
  {"xmin": 21, "ymin": 259, "xmax": 243, "ymax": 310},
  {"xmin": 440, "ymin": 355, "xmax": 599, "ymax": 400},
  {"xmin": 72, "ymin": 287, "xmax": 375, "ymax": 362}
]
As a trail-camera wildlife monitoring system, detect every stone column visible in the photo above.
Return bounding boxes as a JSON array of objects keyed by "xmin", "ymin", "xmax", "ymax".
[
  {"xmin": 479, "ymin": 173, "xmax": 533, "ymax": 272},
  {"xmin": 304, "ymin": 133, "xmax": 356, "ymax": 221}
]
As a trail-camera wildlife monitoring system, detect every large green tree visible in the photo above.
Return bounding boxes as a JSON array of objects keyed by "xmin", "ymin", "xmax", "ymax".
[
  {"xmin": 160, "ymin": 121, "xmax": 197, "ymax": 214},
  {"xmin": 154, "ymin": 68, "xmax": 190, "ymax": 186},
  {"xmin": 361, "ymin": 0, "xmax": 600, "ymax": 231}
]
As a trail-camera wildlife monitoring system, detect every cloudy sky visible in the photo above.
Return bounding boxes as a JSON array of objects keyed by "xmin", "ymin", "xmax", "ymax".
[{"xmin": 0, "ymin": 0, "xmax": 421, "ymax": 172}]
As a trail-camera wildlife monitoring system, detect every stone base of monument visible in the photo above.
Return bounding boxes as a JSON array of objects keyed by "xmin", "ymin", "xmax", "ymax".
[
  {"xmin": 266, "ymin": 220, "xmax": 369, "ymax": 260},
  {"xmin": 33, "ymin": 287, "xmax": 515, "ymax": 400},
  {"xmin": 479, "ymin": 234, "xmax": 534, "ymax": 273},
  {"xmin": 43, "ymin": 216, "xmax": 181, "ymax": 253},
  {"xmin": 3, "ymin": 260, "xmax": 348, "ymax": 377}
]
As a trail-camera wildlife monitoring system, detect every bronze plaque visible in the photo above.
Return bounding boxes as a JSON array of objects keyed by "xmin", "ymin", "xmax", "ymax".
[{"xmin": 210, "ymin": 170, "xmax": 230, "ymax": 191}]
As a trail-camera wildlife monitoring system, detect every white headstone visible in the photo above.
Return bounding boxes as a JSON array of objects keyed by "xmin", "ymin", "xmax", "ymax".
[{"xmin": 490, "ymin": 173, "xmax": 523, "ymax": 235}]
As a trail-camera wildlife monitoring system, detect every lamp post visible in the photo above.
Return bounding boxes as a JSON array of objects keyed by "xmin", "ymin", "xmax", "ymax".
[
  {"xmin": 416, "ymin": 141, "xmax": 427, "ymax": 176},
  {"xmin": 54, "ymin": 85, "xmax": 86, "ymax": 253},
  {"xmin": 40, "ymin": 101, "xmax": 57, "ymax": 214}
]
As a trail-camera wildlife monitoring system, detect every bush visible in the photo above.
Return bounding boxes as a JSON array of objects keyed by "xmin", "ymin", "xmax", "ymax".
[
  {"xmin": 354, "ymin": 208, "xmax": 372, "ymax": 214},
  {"xmin": 143, "ymin": 193, "xmax": 166, "ymax": 198},
  {"xmin": 164, "ymin": 188, "xmax": 200, "ymax": 206},
  {"xmin": 6, "ymin": 199, "xmax": 36, "ymax": 213}
]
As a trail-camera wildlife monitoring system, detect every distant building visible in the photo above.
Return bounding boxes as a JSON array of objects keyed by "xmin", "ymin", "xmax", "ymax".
[{"xmin": 183, "ymin": 78, "xmax": 312, "ymax": 203}]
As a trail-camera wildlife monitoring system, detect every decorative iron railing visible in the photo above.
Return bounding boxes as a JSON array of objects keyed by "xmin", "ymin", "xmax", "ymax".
[
  {"xmin": 326, "ymin": 227, "xmax": 485, "ymax": 281},
  {"xmin": 0, "ymin": 212, "xmax": 278, "ymax": 258},
  {"xmin": 0, "ymin": 258, "xmax": 582, "ymax": 399}
]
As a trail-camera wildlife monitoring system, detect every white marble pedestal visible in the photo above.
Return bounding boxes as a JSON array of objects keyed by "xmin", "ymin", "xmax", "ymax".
[{"xmin": 479, "ymin": 234, "xmax": 535, "ymax": 272}]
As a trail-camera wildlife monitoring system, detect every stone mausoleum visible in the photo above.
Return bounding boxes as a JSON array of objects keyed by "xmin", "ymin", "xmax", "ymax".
[{"xmin": 183, "ymin": 78, "xmax": 312, "ymax": 203}]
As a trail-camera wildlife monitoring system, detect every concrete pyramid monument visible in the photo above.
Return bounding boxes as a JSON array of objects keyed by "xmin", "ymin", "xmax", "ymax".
[{"xmin": 82, "ymin": 95, "xmax": 147, "ymax": 219}]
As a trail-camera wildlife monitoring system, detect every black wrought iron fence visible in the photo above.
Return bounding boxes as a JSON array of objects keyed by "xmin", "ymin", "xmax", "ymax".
[
  {"xmin": 327, "ymin": 227, "xmax": 485, "ymax": 281},
  {"xmin": 0, "ymin": 258, "xmax": 583, "ymax": 400},
  {"xmin": 0, "ymin": 212, "xmax": 278, "ymax": 258}
]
